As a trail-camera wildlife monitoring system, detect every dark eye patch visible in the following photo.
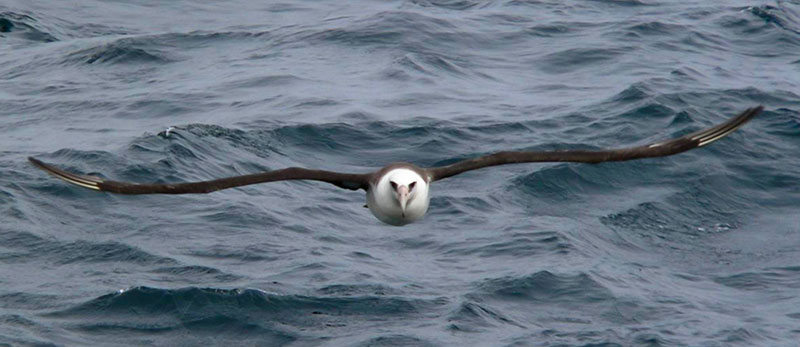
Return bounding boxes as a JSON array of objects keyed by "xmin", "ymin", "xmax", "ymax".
[
  {"xmin": 409, "ymin": 181, "xmax": 417, "ymax": 190},
  {"xmin": 390, "ymin": 181, "xmax": 398, "ymax": 190}
]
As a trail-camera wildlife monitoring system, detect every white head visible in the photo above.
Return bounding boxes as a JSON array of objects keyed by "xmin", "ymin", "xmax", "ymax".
[{"xmin": 367, "ymin": 167, "xmax": 430, "ymax": 226}]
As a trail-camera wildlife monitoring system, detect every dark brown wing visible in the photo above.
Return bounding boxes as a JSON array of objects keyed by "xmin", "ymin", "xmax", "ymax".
[
  {"xmin": 428, "ymin": 106, "xmax": 762, "ymax": 182},
  {"xmin": 29, "ymin": 157, "xmax": 370, "ymax": 194}
]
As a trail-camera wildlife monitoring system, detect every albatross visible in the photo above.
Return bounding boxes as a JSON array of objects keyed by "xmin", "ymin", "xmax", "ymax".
[{"xmin": 29, "ymin": 106, "xmax": 762, "ymax": 226}]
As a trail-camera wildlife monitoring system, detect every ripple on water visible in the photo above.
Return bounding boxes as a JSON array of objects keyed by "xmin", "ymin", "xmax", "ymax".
[
  {"xmin": 601, "ymin": 177, "xmax": 746, "ymax": 240},
  {"xmin": 0, "ymin": 314, "xmax": 55, "ymax": 347},
  {"xmin": 0, "ymin": 229, "xmax": 176, "ymax": 267},
  {"xmin": 150, "ymin": 265, "xmax": 242, "ymax": 283},
  {"xmin": 440, "ymin": 231, "xmax": 572, "ymax": 259},
  {"xmin": 449, "ymin": 275, "xmax": 629, "ymax": 344},
  {"xmin": 714, "ymin": 266, "xmax": 800, "ymax": 292},
  {"xmin": 354, "ymin": 334, "xmax": 438, "ymax": 347},
  {"xmin": 45, "ymin": 286, "xmax": 447, "ymax": 344}
]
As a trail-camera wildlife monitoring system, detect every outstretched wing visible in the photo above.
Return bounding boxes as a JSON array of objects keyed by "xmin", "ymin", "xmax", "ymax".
[
  {"xmin": 427, "ymin": 106, "xmax": 763, "ymax": 182},
  {"xmin": 29, "ymin": 157, "xmax": 370, "ymax": 194}
]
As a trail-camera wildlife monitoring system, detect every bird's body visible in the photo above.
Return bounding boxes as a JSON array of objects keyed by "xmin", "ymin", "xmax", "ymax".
[{"xmin": 28, "ymin": 106, "xmax": 763, "ymax": 226}]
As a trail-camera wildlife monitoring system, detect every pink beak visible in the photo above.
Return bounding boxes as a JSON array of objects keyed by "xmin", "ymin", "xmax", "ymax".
[{"xmin": 397, "ymin": 185, "xmax": 409, "ymax": 217}]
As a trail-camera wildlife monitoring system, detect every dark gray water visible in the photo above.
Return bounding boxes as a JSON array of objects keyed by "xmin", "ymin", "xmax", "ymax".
[{"xmin": 2, "ymin": 0, "xmax": 800, "ymax": 346}]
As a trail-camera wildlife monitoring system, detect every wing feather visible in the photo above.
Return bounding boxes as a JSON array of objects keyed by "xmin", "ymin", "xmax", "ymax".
[
  {"xmin": 29, "ymin": 157, "xmax": 370, "ymax": 194},
  {"xmin": 427, "ymin": 106, "xmax": 763, "ymax": 182}
]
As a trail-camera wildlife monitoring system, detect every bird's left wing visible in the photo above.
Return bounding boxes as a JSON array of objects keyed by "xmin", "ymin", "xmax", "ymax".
[{"xmin": 427, "ymin": 106, "xmax": 762, "ymax": 182}]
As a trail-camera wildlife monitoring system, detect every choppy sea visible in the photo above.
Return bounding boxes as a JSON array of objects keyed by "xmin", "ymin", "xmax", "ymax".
[{"xmin": 2, "ymin": 0, "xmax": 800, "ymax": 346}]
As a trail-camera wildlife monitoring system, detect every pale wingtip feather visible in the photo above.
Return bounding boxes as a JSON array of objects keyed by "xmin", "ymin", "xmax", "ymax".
[
  {"xmin": 29, "ymin": 157, "xmax": 103, "ymax": 191},
  {"xmin": 694, "ymin": 105, "xmax": 763, "ymax": 147}
]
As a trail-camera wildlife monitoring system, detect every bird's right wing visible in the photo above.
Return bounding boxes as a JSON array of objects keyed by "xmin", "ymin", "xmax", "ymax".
[{"xmin": 29, "ymin": 157, "xmax": 370, "ymax": 194}]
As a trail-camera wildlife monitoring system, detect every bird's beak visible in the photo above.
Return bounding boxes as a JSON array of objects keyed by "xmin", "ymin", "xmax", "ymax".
[{"xmin": 397, "ymin": 185, "xmax": 409, "ymax": 217}]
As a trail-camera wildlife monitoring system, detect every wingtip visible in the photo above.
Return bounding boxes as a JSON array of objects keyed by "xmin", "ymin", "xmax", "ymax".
[
  {"xmin": 28, "ymin": 156, "xmax": 56, "ymax": 173},
  {"xmin": 743, "ymin": 104, "xmax": 764, "ymax": 124},
  {"xmin": 28, "ymin": 156, "xmax": 104, "ymax": 191},
  {"xmin": 693, "ymin": 105, "xmax": 763, "ymax": 147},
  {"xmin": 747, "ymin": 105, "xmax": 764, "ymax": 117},
  {"xmin": 732, "ymin": 105, "xmax": 763, "ymax": 126}
]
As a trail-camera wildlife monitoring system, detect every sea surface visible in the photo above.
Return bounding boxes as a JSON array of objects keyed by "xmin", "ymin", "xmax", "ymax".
[{"xmin": 1, "ymin": 0, "xmax": 799, "ymax": 346}]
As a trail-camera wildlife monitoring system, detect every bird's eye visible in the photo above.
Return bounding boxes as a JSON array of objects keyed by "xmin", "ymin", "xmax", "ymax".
[
  {"xmin": 409, "ymin": 181, "xmax": 417, "ymax": 190},
  {"xmin": 390, "ymin": 181, "xmax": 398, "ymax": 190}
]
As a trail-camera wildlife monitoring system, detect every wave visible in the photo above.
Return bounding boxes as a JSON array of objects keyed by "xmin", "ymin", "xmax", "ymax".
[
  {"xmin": 536, "ymin": 47, "xmax": 633, "ymax": 74},
  {"xmin": 473, "ymin": 271, "xmax": 614, "ymax": 304},
  {"xmin": 355, "ymin": 334, "xmax": 438, "ymax": 346},
  {"xmin": 0, "ymin": 11, "xmax": 58, "ymax": 43},
  {"xmin": 4, "ymin": 1, "xmax": 800, "ymax": 345},
  {"xmin": 64, "ymin": 39, "xmax": 172, "ymax": 65}
]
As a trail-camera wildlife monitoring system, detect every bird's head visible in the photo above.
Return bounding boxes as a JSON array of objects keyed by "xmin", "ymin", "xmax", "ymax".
[{"xmin": 386, "ymin": 170, "xmax": 427, "ymax": 219}]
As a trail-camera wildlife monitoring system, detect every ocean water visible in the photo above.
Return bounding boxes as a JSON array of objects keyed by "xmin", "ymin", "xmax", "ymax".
[{"xmin": 1, "ymin": 0, "xmax": 799, "ymax": 345}]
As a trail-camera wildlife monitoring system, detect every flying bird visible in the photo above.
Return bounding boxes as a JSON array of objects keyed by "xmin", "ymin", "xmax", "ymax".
[{"xmin": 30, "ymin": 106, "xmax": 762, "ymax": 226}]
